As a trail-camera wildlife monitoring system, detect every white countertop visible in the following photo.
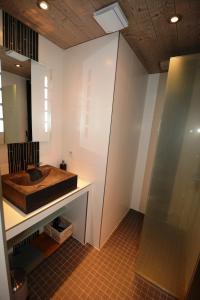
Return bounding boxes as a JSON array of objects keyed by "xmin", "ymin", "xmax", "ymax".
[{"xmin": 3, "ymin": 178, "xmax": 91, "ymax": 240}]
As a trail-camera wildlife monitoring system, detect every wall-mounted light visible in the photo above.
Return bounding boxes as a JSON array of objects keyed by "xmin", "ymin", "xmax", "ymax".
[
  {"xmin": 38, "ymin": 1, "xmax": 49, "ymax": 10},
  {"xmin": 44, "ymin": 75, "xmax": 49, "ymax": 133},
  {"xmin": 169, "ymin": 15, "xmax": 181, "ymax": 24}
]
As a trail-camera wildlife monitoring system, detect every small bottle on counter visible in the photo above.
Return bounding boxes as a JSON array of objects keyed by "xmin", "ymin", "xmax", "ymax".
[{"xmin": 60, "ymin": 160, "xmax": 67, "ymax": 171}]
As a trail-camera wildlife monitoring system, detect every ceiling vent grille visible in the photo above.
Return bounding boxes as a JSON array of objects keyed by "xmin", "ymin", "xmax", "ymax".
[{"xmin": 93, "ymin": 2, "xmax": 128, "ymax": 33}]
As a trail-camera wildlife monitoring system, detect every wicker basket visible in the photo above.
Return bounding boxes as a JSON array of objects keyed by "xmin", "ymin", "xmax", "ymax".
[{"xmin": 44, "ymin": 217, "xmax": 72, "ymax": 244}]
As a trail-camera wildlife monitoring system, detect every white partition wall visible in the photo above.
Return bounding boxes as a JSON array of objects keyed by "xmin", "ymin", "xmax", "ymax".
[
  {"xmin": 131, "ymin": 74, "xmax": 161, "ymax": 213},
  {"xmin": 138, "ymin": 73, "xmax": 167, "ymax": 213},
  {"xmin": 100, "ymin": 34, "xmax": 148, "ymax": 246},
  {"xmin": 62, "ymin": 33, "xmax": 119, "ymax": 248}
]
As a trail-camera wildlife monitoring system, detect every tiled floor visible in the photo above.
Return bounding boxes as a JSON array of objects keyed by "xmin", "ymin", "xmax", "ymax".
[{"xmin": 28, "ymin": 210, "xmax": 177, "ymax": 299}]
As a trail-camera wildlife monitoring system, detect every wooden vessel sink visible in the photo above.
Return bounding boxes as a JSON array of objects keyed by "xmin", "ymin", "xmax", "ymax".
[{"xmin": 2, "ymin": 165, "xmax": 78, "ymax": 214}]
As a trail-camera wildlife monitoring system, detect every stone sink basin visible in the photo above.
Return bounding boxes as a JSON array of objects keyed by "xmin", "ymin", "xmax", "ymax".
[{"xmin": 2, "ymin": 165, "xmax": 78, "ymax": 214}]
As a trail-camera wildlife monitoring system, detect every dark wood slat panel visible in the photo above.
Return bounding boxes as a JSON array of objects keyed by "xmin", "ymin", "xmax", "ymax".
[
  {"xmin": 2, "ymin": 11, "xmax": 38, "ymax": 61},
  {"xmin": 7, "ymin": 142, "xmax": 39, "ymax": 174},
  {"xmin": 1, "ymin": 0, "xmax": 200, "ymax": 73}
]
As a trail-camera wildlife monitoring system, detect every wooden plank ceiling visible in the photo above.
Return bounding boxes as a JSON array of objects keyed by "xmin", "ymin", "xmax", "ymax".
[{"xmin": 0, "ymin": 0, "xmax": 200, "ymax": 73}]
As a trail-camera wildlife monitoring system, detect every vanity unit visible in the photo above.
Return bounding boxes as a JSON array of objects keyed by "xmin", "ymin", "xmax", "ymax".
[
  {"xmin": 0, "ymin": 173, "xmax": 92, "ymax": 299},
  {"xmin": 3, "ymin": 177, "xmax": 91, "ymax": 242},
  {"xmin": 3, "ymin": 176, "xmax": 92, "ymax": 273}
]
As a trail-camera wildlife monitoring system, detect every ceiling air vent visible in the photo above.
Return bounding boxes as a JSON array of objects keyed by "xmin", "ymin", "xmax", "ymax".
[
  {"xmin": 160, "ymin": 60, "xmax": 170, "ymax": 72},
  {"xmin": 93, "ymin": 2, "xmax": 128, "ymax": 33},
  {"xmin": 6, "ymin": 50, "xmax": 29, "ymax": 62}
]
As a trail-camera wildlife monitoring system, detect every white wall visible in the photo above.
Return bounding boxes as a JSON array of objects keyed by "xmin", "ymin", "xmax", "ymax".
[
  {"xmin": 100, "ymin": 34, "xmax": 148, "ymax": 246},
  {"xmin": 136, "ymin": 73, "xmax": 167, "ymax": 213},
  {"xmin": 62, "ymin": 33, "xmax": 119, "ymax": 248},
  {"xmin": 131, "ymin": 74, "xmax": 161, "ymax": 213}
]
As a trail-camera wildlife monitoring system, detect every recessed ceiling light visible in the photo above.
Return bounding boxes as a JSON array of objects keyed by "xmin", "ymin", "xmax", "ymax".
[
  {"xmin": 15, "ymin": 64, "xmax": 22, "ymax": 68},
  {"xmin": 169, "ymin": 15, "xmax": 181, "ymax": 24},
  {"xmin": 38, "ymin": 1, "xmax": 49, "ymax": 10}
]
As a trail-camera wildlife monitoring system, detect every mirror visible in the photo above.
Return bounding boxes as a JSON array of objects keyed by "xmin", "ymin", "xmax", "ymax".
[{"xmin": 0, "ymin": 46, "xmax": 50, "ymax": 144}]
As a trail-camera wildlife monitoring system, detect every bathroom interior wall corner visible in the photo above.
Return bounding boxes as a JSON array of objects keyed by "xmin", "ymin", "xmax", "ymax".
[
  {"xmin": 100, "ymin": 34, "xmax": 148, "ymax": 247},
  {"xmin": 38, "ymin": 35, "xmax": 65, "ymax": 167},
  {"xmin": 139, "ymin": 73, "xmax": 168, "ymax": 213},
  {"xmin": 130, "ymin": 73, "xmax": 160, "ymax": 213},
  {"xmin": 62, "ymin": 32, "xmax": 119, "ymax": 249}
]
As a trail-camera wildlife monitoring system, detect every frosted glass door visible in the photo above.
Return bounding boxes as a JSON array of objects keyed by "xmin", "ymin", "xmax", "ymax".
[{"xmin": 136, "ymin": 54, "xmax": 200, "ymax": 299}]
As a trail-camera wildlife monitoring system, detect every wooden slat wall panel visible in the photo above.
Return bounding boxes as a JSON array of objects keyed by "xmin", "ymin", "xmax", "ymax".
[
  {"xmin": 2, "ymin": 11, "xmax": 38, "ymax": 61},
  {"xmin": 7, "ymin": 142, "xmax": 39, "ymax": 174},
  {"xmin": 1, "ymin": 0, "xmax": 200, "ymax": 73}
]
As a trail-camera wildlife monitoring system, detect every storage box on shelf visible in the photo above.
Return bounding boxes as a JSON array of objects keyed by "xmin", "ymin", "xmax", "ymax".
[{"xmin": 44, "ymin": 216, "xmax": 72, "ymax": 244}]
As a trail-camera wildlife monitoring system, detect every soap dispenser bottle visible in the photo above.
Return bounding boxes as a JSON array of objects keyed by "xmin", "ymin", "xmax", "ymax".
[{"xmin": 60, "ymin": 160, "xmax": 67, "ymax": 171}]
